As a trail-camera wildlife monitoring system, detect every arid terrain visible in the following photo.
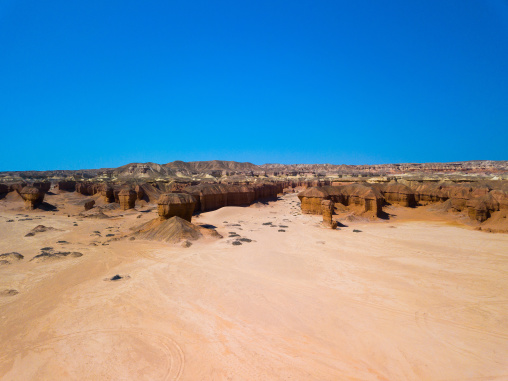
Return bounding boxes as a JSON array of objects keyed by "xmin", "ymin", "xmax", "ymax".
[{"xmin": 1, "ymin": 160, "xmax": 508, "ymax": 380}]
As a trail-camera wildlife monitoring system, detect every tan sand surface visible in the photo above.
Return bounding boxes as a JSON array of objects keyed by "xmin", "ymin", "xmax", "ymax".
[{"xmin": 1, "ymin": 193, "xmax": 507, "ymax": 380}]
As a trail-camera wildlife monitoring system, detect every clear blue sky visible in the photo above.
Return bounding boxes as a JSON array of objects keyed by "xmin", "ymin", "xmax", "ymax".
[{"xmin": 1, "ymin": 1, "xmax": 507, "ymax": 170}]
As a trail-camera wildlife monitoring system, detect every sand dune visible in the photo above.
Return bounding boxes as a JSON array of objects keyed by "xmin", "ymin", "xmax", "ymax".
[{"xmin": 1, "ymin": 193, "xmax": 507, "ymax": 380}]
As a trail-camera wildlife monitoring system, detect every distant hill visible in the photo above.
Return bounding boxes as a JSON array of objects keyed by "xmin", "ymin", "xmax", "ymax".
[{"xmin": 0, "ymin": 160, "xmax": 506, "ymax": 182}]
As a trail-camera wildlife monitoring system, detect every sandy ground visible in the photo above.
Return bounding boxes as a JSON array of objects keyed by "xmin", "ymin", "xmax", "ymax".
[{"xmin": 1, "ymin": 192, "xmax": 507, "ymax": 380}]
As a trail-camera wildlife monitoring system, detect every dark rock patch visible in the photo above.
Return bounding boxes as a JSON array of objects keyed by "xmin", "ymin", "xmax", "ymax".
[
  {"xmin": 25, "ymin": 225, "xmax": 60, "ymax": 237},
  {"xmin": 105, "ymin": 274, "xmax": 130, "ymax": 282},
  {"xmin": 0, "ymin": 289, "xmax": 19, "ymax": 297},
  {"xmin": 31, "ymin": 251, "xmax": 83, "ymax": 262},
  {"xmin": 0, "ymin": 252, "xmax": 24, "ymax": 264}
]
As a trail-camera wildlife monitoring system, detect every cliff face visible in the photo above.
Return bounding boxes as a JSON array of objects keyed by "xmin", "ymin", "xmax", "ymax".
[
  {"xmin": 373, "ymin": 183, "xmax": 416, "ymax": 207},
  {"xmin": 183, "ymin": 183, "xmax": 282, "ymax": 213},
  {"xmin": 298, "ymin": 184, "xmax": 384, "ymax": 217}
]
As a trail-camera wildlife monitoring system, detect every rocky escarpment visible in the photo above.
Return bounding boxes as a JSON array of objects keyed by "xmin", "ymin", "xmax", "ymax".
[
  {"xmin": 183, "ymin": 183, "xmax": 283, "ymax": 212},
  {"xmin": 298, "ymin": 180, "xmax": 508, "ymax": 232}
]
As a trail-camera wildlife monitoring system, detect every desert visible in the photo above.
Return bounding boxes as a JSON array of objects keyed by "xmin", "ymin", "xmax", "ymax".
[
  {"xmin": 0, "ymin": 160, "xmax": 507, "ymax": 380},
  {"xmin": 2, "ymin": 1, "xmax": 507, "ymax": 379}
]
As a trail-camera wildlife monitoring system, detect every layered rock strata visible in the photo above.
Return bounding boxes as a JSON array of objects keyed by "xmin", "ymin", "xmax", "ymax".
[
  {"xmin": 118, "ymin": 188, "xmax": 137, "ymax": 210},
  {"xmin": 101, "ymin": 185, "xmax": 115, "ymax": 203},
  {"xmin": 298, "ymin": 184, "xmax": 383, "ymax": 217},
  {"xmin": 157, "ymin": 193, "xmax": 196, "ymax": 222}
]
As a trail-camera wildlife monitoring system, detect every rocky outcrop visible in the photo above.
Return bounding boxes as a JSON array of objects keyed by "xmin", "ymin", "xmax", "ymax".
[
  {"xmin": 183, "ymin": 183, "xmax": 282, "ymax": 213},
  {"xmin": 0, "ymin": 184, "xmax": 8, "ymax": 199},
  {"xmin": 76, "ymin": 182, "xmax": 103, "ymax": 196},
  {"xmin": 19, "ymin": 186, "xmax": 45, "ymax": 210},
  {"xmin": 135, "ymin": 185, "xmax": 145, "ymax": 201},
  {"xmin": 298, "ymin": 187, "xmax": 334, "ymax": 214},
  {"xmin": 32, "ymin": 182, "xmax": 51, "ymax": 193},
  {"xmin": 101, "ymin": 185, "xmax": 115, "ymax": 203},
  {"xmin": 8, "ymin": 182, "xmax": 27, "ymax": 193},
  {"xmin": 375, "ymin": 183, "xmax": 416, "ymax": 207},
  {"xmin": 56, "ymin": 181, "xmax": 76, "ymax": 192},
  {"xmin": 298, "ymin": 184, "xmax": 384, "ymax": 217},
  {"xmin": 118, "ymin": 188, "xmax": 137, "ymax": 210},
  {"xmin": 157, "ymin": 193, "xmax": 196, "ymax": 222},
  {"xmin": 410, "ymin": 183, "xmax": 447, "ymax": 204},
  {"xmin": 321, "ymin": 200, "xmax": 337, "ymax": 229},
  {"xmin": 84, "ymin": 199, "xmax": 95, "ymax": 211}
]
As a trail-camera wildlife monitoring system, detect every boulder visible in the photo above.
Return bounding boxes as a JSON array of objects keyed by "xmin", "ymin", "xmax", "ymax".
[
  {"xmin": 19, "ymin": 186, "xmax": 45, "ymax": 210},
  {"xmin": 118, "ymin": 188, "xmax": 137, "ymax": 210},
  {"xmin": 157, "ymin": 193, "xmax": 196, "ymax": 222}
]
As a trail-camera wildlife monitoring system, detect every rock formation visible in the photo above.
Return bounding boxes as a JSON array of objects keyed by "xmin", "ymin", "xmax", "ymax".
[
  {"xmin": 298, "ymin": 184, "xmax": 383, "ymax": 217},
  {"xmin": 135, "ymin": 185, "xmax": 145, "ymax": 201},
  {"xmin": 101, "ymin": 185, "xmax": 115, "ymax": 203},
  {"xmin": 118, "ymin": 188, "xmax": 137, "ymax": 210},
  {"xmin": 157, "ymin": 193, "xmax": 196, "ymax": 222},
  {"xmin": 376, "ymin": 183, "xmax": 416, "ymax": 207},
  {"xmin": 19, "ymin": 186, "xmax": 45, "ymax": 210},
  {"xmin": 84, "ymin": 199, "xmax": 95, "ymax": 211},
  {"xmin": 56, "ymin": 181, "xmax": 76, "ymax": 192},
  {"xmin": 321, "ymin": 200, "xmax": 337, "ymax": 229},
  {"xmin": 183, "ymin": 183, "xmax": 282, "ymax": 213},
  {"xmin": 8, "ymin": 182, "xmax": 27, "ymax": 193},
  {"xmin": 32, "ymin": 182, "xmax": 51, "ymax": 193},
  {"xmin": 0, "ymin": 184, "xmax": 8, "ymax": 199}
]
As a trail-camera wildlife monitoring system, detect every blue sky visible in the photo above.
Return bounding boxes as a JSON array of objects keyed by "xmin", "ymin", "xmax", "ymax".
[{"xmin": 1, "ymin": 1, "xmax": 507, "ymax": 170}]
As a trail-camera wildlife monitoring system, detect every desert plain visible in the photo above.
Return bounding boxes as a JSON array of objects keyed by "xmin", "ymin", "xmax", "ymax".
[{"xmin": 1, "ymin": 177, "xmax": 508, "ymax": 380}]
